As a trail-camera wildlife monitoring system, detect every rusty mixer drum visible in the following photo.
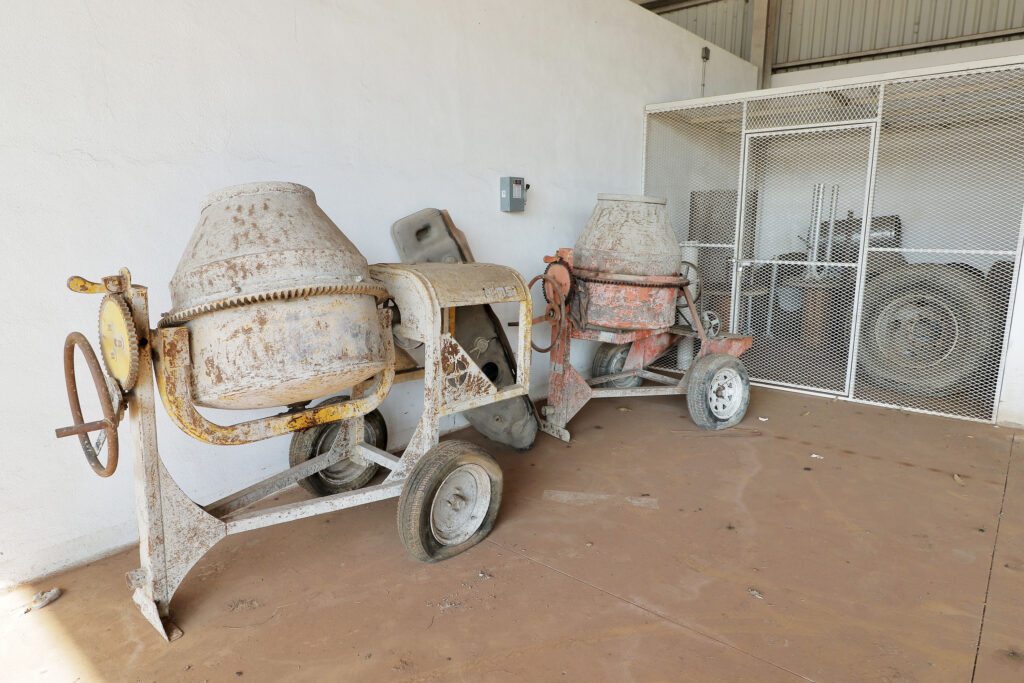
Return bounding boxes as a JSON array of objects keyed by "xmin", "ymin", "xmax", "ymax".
[
  {"xmin": 162, "ymin": 182, "xmax": 387, "ymax": 410},
  {"xmin": 572, "ymin": 194, "xmax": 682, "ymax": 331}
]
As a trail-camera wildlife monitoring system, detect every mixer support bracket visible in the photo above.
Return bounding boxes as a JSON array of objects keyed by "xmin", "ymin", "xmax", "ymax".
[
  {"xmin": 121, "ymin": 284, "xmax": 225, "ymax": 641},
  {"xmin": 154, "ymin": 319, "xmax": 396, "ymax": 446}
]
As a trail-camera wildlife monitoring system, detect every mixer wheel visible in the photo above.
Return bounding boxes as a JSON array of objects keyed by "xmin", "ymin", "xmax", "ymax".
[
  {"xmin": 289, "ymin": 403, "xmax": 388, "ymax": 496},
  {"xmin": 686, "ymin": 354, "xmax": 749, "ymax": 431},
  {"xmin": 592, "ymin": 343, "xmax": 642, "ymax": 389},
  {"xmin": 397, "ymin": 441, "xmax": 502, "ymax": 563}
]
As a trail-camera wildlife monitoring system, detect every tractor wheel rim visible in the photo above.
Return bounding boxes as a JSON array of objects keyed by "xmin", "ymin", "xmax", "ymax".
[
  {"xmin": 430, "ymin": 464, "xmax": 491, "ymax": 546},
  {"xmin": 875, "ymin": 293, "xmax": 958, "ymax": 369},
  {"xmin": 708, "ymin": 368, "xmax": 741, "ymax": 419}
]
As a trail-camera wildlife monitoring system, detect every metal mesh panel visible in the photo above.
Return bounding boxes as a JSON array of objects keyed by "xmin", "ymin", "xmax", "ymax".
[
  {"xmin": 850, "ymin": 68, "xmax": 1024, "ymax": 420},
  {"xmin": 742, "ymin": 127, "xmax": 873, "ymax": 262},
  {"xmin": 739, "ymin": 264, "xmax": 858, "ymax": 392},
  {"xmin": 745, "ymin": 85, "xmax": 879, "ymax": 130},
  {"xmin": 644, "ymin": 103, "xmax": 743, "ymax": 244},
  {"xmin": 645, "ymin": 104, "xmax": 742, "ymax": 371}
]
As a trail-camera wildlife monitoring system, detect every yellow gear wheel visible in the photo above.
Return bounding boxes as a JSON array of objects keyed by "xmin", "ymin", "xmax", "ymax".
[{"xmin": 98, "ymin": 294, "xmax": 139, "ymax": 392}]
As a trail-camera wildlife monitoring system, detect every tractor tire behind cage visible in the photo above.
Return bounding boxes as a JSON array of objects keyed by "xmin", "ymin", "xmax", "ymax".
[{"xmin": 857, "ymin": 263, "xmax": 994, "ymax": 398}]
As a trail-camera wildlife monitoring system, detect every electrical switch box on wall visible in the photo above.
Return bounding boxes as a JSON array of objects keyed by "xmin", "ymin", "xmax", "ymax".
[{"xmin": 500, "ymin": 177, "xmax": 527, "ymax": 212}]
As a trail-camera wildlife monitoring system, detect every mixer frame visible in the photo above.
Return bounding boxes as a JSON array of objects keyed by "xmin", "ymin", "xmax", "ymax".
[
  {"xmin": 533, "ymin": 250, "xmax": 752, "ymax": 442},
  {"xmin": 56, "ymin": 264, "xmax": 533, "ymax": 640}
]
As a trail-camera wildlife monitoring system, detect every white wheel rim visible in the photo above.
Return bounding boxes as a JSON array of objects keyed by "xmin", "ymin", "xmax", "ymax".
[
  {"xmin": 707, "ymin": 368, "xmax": 742, "ymax": 420},
  {"xmin": 429, "ymin": 464, "xmax": 491, "ymax": 546}
]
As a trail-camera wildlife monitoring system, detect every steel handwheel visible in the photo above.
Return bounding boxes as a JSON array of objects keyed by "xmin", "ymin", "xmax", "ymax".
[
  {"xmin": 58, "ymin": 332, "xmax": 122, "ymax": 477},
  {"xmin": 528, "ymin": 273, "xmax": 566, "ymax": 353}
]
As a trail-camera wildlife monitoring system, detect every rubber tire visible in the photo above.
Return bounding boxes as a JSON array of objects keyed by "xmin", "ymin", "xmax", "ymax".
[
  {"xmin": 858, "ymin": 263, "xmax": 994, "ymax": 397},
  {"xmin": 397, "ymin": 441, "xmax": 502, "ymax": 563},
  {"xmin": 686, "ymin": 354, "xmax": 750, "ymax": 431},
  {"xmin": 289, "ymin": 400, "xmax": 388, "ymax": 497},
  {"xmin": 592, "ymin": 343, "xmax": 642, "ymax": 388}
]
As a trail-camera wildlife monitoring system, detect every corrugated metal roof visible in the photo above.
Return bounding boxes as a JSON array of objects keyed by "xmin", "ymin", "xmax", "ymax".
[
  {"xmin": 661, "ymin": 0, "xmax": 756, "ymax": 60},
  {"xmin": 645, "ymin": 0, "xmax": 1024, "ymax": 75},
  {"xmin": 774, "ymin": 0, "xmax": 1024, "ymax": 71}
]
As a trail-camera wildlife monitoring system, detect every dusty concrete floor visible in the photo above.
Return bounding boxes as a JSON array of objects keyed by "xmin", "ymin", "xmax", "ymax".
[{"xmin": 2, "ymin": 387, "xmax": 1022, "ymax": 682}]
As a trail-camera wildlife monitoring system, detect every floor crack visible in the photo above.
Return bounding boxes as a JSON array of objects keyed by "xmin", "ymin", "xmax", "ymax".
[{"xmin": 970, "ymin": 433, "xmax": 1017, "ymax": 682}]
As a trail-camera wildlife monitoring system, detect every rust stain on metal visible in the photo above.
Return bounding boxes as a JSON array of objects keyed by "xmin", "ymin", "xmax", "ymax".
[
  {"xmin": 203, "ymin": 356, "xmax": 224, "ymax": 385},
  {"xmin": 439, "ymin": 336, "xmax": 493, "ymax": 394}
]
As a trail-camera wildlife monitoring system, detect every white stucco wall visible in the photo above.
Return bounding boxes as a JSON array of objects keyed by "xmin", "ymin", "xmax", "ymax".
[{"xmin": 0, "ymin": 1, "xmax": 756, "ymax": 585}]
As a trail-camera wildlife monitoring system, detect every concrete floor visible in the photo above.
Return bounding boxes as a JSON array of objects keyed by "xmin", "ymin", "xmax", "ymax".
[{"xmin": 2, "ymin": 387, "xmax": 1022, "ymax": 681}]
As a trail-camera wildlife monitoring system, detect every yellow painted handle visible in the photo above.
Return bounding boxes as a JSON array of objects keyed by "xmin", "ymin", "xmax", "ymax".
[
  {"xmin": 67, "ymin": 276, "xmax": 106, "ymax": 294},
  {"xmin": 66, "ymin": 270, "xmax": 131, "ymax": 294}
]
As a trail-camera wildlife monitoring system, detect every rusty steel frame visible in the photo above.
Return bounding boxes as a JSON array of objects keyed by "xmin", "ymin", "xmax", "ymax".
[
  {"xmin": 86, "ymin": 262, "xmax": 533, "ymax": 641},
  {"xmin": 536, "ymin": 250, "xmax": 751, "ymax": 442}
]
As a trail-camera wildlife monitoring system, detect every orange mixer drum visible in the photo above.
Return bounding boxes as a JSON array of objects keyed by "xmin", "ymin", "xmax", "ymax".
[{"xmin": 572, "ymin": 194, "xmax": 682, "ymax": 331}]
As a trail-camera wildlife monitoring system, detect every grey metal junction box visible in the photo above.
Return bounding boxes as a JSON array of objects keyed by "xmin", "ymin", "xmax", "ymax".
[{"xmin": 500, "ymin": 176, "xmax": 526, "ymax": 212}]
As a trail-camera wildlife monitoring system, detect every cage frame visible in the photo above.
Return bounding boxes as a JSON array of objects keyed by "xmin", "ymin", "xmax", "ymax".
[{"xmin": 643, "ymin": 55, "xmax": 1024, "ymax": 423}]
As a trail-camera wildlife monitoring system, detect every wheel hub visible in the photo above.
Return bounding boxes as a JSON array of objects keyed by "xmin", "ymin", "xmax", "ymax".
[
  {"xmin": 707, "ymin": 368, "xmax": 741, "ymax": 419},
  {"xmin": 875, "ymin": 293, "xmax": 958, "ymax": 369},
  {"xmin": 314, "ymin": 424, "xmax": 365, "ymax": 485},
  {"xmin": 430, "ymin": 464, "xmax": 491, "ymax": 545}
]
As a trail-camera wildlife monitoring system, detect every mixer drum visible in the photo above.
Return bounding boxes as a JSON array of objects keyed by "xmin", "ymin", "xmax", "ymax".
[
  {"xmin": 573, "ymin": 194, "xmax": 682, "ymax": 331},
  {"xmin": 163, "ymin": 182, "xmax": 387, "ymax": 410},
  {"xmin": 574, "ymin": 194, "xmax": 681, "ymax": 276}
]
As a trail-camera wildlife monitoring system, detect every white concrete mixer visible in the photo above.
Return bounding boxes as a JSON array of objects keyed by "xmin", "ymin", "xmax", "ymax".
[{"xmin": 55, "ymin": 183, "xmax": 534, "ymax": 640}]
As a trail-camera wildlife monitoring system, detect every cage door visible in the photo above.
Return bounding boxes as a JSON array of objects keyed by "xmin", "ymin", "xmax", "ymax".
[{"xmin": 731, "ymin": 124, "xmax": 876, "ymax": 395}]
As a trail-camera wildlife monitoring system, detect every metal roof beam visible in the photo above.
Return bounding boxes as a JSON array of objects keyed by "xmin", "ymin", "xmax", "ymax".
[{"xmin": 639, "ymin": 0, "xmax": 723, "ymax": 14}]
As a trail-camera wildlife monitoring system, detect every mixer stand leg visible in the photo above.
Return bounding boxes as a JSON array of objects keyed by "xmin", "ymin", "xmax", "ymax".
[
  {"xmin": 124, "ymin": 288, "xmax": 227, "ymax": 641},
  {"xmin": 539, "ymin": 314, "xmax": 591, "ymax": 442},
  {"xmin": 125, "ymin": 457, "xmax": 225, "ymax": 641}
]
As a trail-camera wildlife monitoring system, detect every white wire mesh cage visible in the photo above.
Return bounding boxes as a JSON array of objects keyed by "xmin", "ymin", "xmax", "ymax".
[
  {"xmin": 644, "ymin": 63, "xmax": 1024, "ymax": 422},
  {"xmin": 644, "ymin": 102, "xmax": 744, "ymax": 372}
]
